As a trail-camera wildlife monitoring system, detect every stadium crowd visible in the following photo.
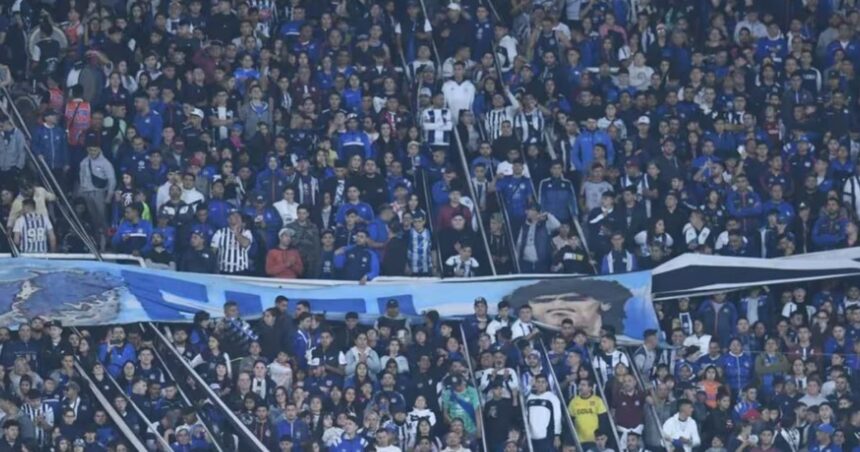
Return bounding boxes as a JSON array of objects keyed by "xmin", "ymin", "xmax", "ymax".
[{"xmin": 2, "ymin": 0, "xmax": 860, "ymax": 450}]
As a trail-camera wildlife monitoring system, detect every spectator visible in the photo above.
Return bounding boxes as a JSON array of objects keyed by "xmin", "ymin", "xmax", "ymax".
[
  {"xmin": 0, "ymin": 116, "xmax": 25, "ymax": 190},
  {"xmin": 31, "ymin": 110, "xmax": 69, "ymax": 188},
  {"xmin": 112, "ymin": 204, "xmax": 152, "ymax": 255},
  {"xmin": 211, "ymin": 210, "xmax": 253, "ymax": 275},
  {"xmin": 265, "ymin": 228, "xmax": 304, "ymax": 279}
]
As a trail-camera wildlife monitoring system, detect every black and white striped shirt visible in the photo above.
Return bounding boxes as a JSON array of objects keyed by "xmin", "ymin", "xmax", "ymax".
[
  {"xmin": 22, "ymin": 402, "xmax": 54, "ymax": 446},
  {"xmin": 513, "ymin": 110, "xmax": 545, "ymax": 145},
  {"xmin": 421, "ymin": 108, "xmax": 453, "ymax": 147},
  {"xmin": 484, "ymin": 106, "xmax": 518, "ymax": 141},
  {"xmin": 13, "ymin": 212, "xmax": 52, "ymax": 254},
  {"xmin": 211, "ymin": 227, "xmax": 253, "ymax": 274}
]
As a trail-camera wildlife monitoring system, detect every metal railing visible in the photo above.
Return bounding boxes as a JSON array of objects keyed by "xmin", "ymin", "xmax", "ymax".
[
  {"xmin": 70, "ymin": 326, "xmax": 174, "ymax": 451},
  {"xmin": 0, "ymin": 86, "xmax": 102, "ymax": 257},
  {"xmin": 72, "ymin": 360, "xmax": 149, "ymax": 450},
  {"xmin": 422, "ymin": 0, "xmax": 497, "ymax": 276},
  {"xmin": 146, "ymin": 323, "xmax": 268, "ymax": 450},
  {"xmin": 537, "ymin": 337, "xmax": 584, "ymax": 452},
  {"xmin": 136, "ymin": 324, "xmax": 224, "ymax": 452},
  {"xmin": 591, "ymin": 345, "xmax": 625, "ymax": 452},
  {"xmin": 459, "ymin": 323, "xmax": 489, "ymax": 452},
  {"xmin": 623, "ymin": 347, "xmax": 670, "ymax": 451}
]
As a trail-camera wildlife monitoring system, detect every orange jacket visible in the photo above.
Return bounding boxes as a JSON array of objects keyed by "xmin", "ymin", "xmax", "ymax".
[{"xmin": 265, "ymin": 247, "xmax": 304, "ymax": 279}]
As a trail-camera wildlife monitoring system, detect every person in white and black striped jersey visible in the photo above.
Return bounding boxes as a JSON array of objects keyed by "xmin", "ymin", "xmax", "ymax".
[
  {"xmin": 444, "ymin": 243, "xmax": 479, "ymax": 277},
  {"xmin": 211, "ymin": 209, "xmax": 254, "ymax": 275},
  {"xmin": 421, "ymin": 93, "xmax": 453, "ymax": 152},
  {"xmin": 483, "ymin": 87, "xmax": 520, "ymax": 141},
  {"xmin": 21, "ymin": 389, "xmax": 53, "ymax": 448},
  {"xmin": 12, "ymin": 198, "xmax": 56, "ymax": 254},
  {"xmin": 513, "ymin": 93, "xmax": 546, "ymax": 145}
]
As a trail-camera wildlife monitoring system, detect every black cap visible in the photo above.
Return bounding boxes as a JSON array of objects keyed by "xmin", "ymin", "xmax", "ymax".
[
  {"xmin": 386, "ymin": 299, "xmax": 399, "ymax": 308},
  {"xmin": 345, "ymin": 312, "xmax": 359, "ymax": 320}
]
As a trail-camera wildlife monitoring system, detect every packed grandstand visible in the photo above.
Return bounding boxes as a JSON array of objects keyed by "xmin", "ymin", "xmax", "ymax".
[{"xmin": 0, "ymin": 0, "xmax": 860, "ymax": 451}]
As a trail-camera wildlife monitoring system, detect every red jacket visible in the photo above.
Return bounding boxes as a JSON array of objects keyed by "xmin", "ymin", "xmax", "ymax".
[{"xmin": 265, "ymin": 247, "xmax": 304, "ymax": 279}]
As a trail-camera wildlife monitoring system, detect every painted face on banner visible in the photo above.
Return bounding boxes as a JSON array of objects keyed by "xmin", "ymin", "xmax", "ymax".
[{"xmin": 528, "ymin": 291, "xmax": 609, "ymax": 336}]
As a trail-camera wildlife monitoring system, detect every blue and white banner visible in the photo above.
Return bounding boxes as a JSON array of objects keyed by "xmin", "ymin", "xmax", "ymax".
[{"xmin": 0, "ymin": 259, "xmax": 657, "ymax": 341}]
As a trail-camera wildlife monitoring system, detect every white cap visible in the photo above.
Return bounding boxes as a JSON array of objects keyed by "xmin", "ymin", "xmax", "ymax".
[
  {"xmin": 448, "ymin": 2, "xmax": 462, "ymax": 11},
  {"xmin": 191, "ymin": 108, "xmax": 205, "ymax": 118},
  {"xmin": 637, "ymin": 116, "xmax": 651, "ymax": 125}
]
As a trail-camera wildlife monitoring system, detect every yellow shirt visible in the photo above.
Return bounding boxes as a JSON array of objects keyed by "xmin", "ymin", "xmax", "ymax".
[{"xmin": 568, "ymin": 394, "xmax": 606, "ymax": 443}]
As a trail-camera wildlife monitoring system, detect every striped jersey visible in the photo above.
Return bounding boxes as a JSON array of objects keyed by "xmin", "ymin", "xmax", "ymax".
[
  {"xmin": 421, "ymin": 108, "xmax": 453, "ymax": 147},
  {"xmin": 484, "ymin": 105, "xmax": 518, "ymax": 141},
  {"xmin": 513, "ymin": 109, "xmax": 545, "ymax": 145},
  {"xmin": 445, "ymin": 255, "xmax": 479, "ymax": 277},
  {"xmin": 407, "ymin": 228, "xmax": 433, "ymax": 274},
  {"xmin": 22, "ymin": 402, "xmax": 54, "ymax": 446},
  {"xmin": 211, "ymin": 227, "xmax": 253, "ymax": 273},
  {"xmin": 13, "ymin": 212, "xmax": 52, "ymax": 254}
]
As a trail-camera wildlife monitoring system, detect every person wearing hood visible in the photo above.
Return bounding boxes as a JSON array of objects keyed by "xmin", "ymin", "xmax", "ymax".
[
  {"xmin": 79, "ymin": 138, "xmax": 116, "ymax": 249},
  {"xmin": 0, "ymin": 116, "xmax": 25, "ymax": 190},
  {"xmin": 238, "ymin": 84, "xmax": 273, "ymax": 141}
]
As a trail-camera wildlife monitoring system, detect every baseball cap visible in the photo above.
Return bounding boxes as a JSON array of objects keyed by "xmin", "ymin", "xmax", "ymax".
[
  {"xmin": 386, "ymin": 299, "xmax": 399, "ymax": 308},
  {"xmin": 637, "ymin": 116, "xmax": 651, "ymax": 125},
  {"xmin": 190, "ymin": 108, "xmax": 205, "ymax": 118},
  {"xmin": 819, "ymin": 424, "xmax": 835, "ymax": 435},
  {"xmin": 448, "ymin": 2, "xmax": 461, "ymax": 11},
  {"xmin": 278, "ymin": 228, "xmax": 294, "ymax": 238}
]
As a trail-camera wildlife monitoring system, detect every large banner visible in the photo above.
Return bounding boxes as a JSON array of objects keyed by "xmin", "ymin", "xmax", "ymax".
[{"xmin": 0, "ymin": 259, "xmax": 657, "ymax": 341}]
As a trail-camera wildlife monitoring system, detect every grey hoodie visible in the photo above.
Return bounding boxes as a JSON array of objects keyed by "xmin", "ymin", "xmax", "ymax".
[{"xmin": 0, "ymin": 128, "xmax": 26, "ymax": 171}]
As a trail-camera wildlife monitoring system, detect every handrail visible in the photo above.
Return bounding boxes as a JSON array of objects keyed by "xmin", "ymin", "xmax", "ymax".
[
  {"xmin": 0, "ymin": 87, "xmax": 103, "ymax": 258},
  {"xmin": 495, "ymin": 189, "xmax": 522, "ymax": 273},
  {"xmin": 146, "ymin": 323, "xmax": 269, "ymax": 451},
  {"xmin": 137, "ymin": 324, "xmax": 224, "ymax": 452},
  {"xmin": 473, "ymin": 118, "xmax": 521, "ymax": 276},
  {"xmin": 72, "ymin": 360, "xmax": 149, "ymax": 450},
  {"xmin": 70, "ymin": 327, "xmax": 174, "ymax": 451},
  {"xmin": 0, "ymin": 222, "xmax": 20, "ymax": 257},
  {"xmin": 519, "ymin": 387, "xmax": 535, "ymax": 452},
  {"xmin": 416, "ymin": 168, "xmax": 446, "ymax": 274},
  {"xmin": 451, "ymin": 119, "xmax": 498, "ymax": 276},
  {"xmin": 418, "ymin": 0, "xmax": 443, "ymax": 72},
  {"xmin": 623, "ymin": 347, "xmax": 670, "ymax": 451},
  {"xmin": 544, "ymin": 129, "xmax": 596, "ymax": 273},
  {"xmin": 459, "ymin": 323, "xmax": 489, "ymax": 452},
  {"xmin": 397, "ymin": 31, "xmax": 447, "ymax": 277},
  {"xmin": 537, "ymin": 337, "xmax": 584, "ymax": 452},
  {"xmin": 592, "ymin": 346, "xmax": 624, "ymax": 452},
  {"xmin": 424, "ymin": 0, "xmax": 497, "ymax": 276}
]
